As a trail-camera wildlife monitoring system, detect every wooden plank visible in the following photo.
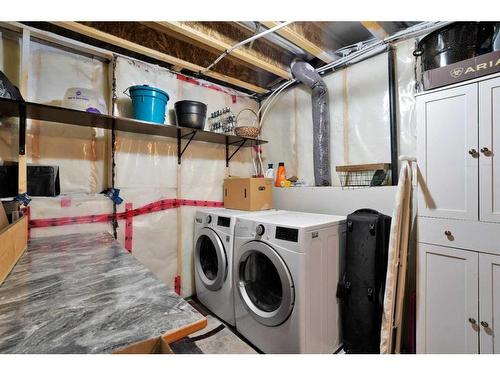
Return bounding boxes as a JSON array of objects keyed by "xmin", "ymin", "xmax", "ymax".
[
  {"xmin": 0, "ymin": 22, "xmax": 113, "ymax": 60},
  {"xmin": 335, "ymin": 163, "xmax": 391, "ymax": 172},
  {"xmin": 261, "ymin": 21, "xmax": 335, "ymax": 64},
  {"xmin": 361, "ymin": 21, "xmax": 389, "ymax": 41},
  {"xmin": 149, "ymin": 22, "xmax": 291, "ymax": 80},
  {"xmin": 0, "ymin": 204, "xmax": 8, "ymax": 230},
  {"xmin": 0, "ymin": 216, "xmax": 28, "ymax": 286},
  {"xmin": 162, "ymin": 317, "xmax": 208, "ymax": 344},
  {"xmin": 52, "ymin": 22, "xmax": 268, "ymax": 94},
  {"xmin": 18, "ymin": 28, "xmax": 29, "ymax": 195}
]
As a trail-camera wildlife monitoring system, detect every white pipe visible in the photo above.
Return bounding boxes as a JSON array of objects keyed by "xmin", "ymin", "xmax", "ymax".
[{"xmin": 201, "ymin": 21, "xmax": 294, "ymax": 74}]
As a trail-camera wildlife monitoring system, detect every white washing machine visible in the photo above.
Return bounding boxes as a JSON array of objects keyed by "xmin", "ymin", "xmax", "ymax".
[
  {"xmin": 193, "ymin": 208, "xmax": 274, "ymax": 326},
  {"xmin": 233, "ymin": 210, "xmax": 346, "ymax": 353}
]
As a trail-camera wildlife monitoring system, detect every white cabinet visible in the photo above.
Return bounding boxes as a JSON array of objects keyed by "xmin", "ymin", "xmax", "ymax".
[
  {"xmin": 417, "ymin": 84, "xmax": 478, "ymax": 220},
  {"xmin": 479, "ymin": 77, "xmax": 500, "ymax": 223},
  {"xmin": 417, "ymin": 244, "xmax": 500, "ymax": 354},
  {"xmin": 479, "ymin": 254, "xmax": 500, "ymax": 353},
  {"xmin": 417, "ymin": 75, "xmax": 500, "ymax": 354},
  {"xmin": 417, "ymin": 244, "xmax": 479, "ymax": 354},
  {"xmin": 417, "ymin": 75, "xmax": 500, "ymax": 222}
]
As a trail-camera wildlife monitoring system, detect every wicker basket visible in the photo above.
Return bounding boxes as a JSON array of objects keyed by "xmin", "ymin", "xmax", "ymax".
[
  {"xmin": 235, "ymin": 126, "xmax": 260, "ymax": 138},
  {"xmin": 235, "ymin": 108, "xmax": 260, "ymax": 138}
]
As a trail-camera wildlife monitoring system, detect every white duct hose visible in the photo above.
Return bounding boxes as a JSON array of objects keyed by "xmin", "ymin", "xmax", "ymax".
[{"xmin": 291, "ymin": 60, "xmax": 331, "ymax": 186}]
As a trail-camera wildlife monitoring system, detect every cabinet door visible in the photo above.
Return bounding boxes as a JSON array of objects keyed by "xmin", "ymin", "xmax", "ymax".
[
  {"xmin": 479, "ymin": 253, "xmax": 500, "ymax": 354},
  {"xmin": 417, "ymin": 84, "xmax": 478, "ymax": 220},
  {"xmin": 417, "ymin": 243, "xmax": 479, "ymax": 353},
  {"xmin": 479, "ymin": 76, "xmax": 500, "ymax": 223}
]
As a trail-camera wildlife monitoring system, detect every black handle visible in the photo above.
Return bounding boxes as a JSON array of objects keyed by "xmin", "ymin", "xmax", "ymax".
[{"xmin": 354, "ymin": 208, "xmax": 380, "ymax": 215}]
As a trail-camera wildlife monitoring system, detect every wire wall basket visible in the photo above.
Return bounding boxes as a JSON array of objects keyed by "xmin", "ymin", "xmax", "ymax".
[{"xmin": 336, "ymin": 163, "xmax": 391, "ymax": 189}]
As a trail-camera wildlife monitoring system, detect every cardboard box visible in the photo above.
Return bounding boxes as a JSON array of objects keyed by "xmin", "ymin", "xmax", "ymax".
[
  {"xmin": 113, "ymin": 336, "xmax": 174, "ymax": 354},
  {"xmin": 223, "ymin": 177, "xmax": 273, "ymax": 211}
]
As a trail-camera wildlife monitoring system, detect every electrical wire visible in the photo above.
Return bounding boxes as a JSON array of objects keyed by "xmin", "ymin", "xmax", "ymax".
[{"xmin": 201, "ymin": 21, "xmax": 294, "ymax": 74}]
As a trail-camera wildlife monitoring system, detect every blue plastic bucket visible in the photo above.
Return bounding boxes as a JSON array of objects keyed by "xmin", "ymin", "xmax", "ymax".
[{"xmin": 126, "ymin": 85, "xmax": 169, "ymax": 124}]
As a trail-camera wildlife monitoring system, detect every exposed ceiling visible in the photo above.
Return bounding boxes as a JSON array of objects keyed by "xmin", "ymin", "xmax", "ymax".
[{"xmin": 24, "ymin": 21, "xmax": 420, "ymax": 96}]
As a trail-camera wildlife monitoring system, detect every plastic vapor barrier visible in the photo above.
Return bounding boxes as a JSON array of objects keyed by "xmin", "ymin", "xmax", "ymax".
[
  {"xmin": 1, "ymin": 39, "xmax": 258, "ymax": 295},
  {"xmin": 28, "ymin": 41, "xmax": 110, "ymax": 193},
  {"xmin": 262, "ymin": 39, "xmax": 417, "ymax": 187}
]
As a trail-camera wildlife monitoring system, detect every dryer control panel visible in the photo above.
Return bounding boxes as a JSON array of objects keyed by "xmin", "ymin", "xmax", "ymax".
[{"xmin": 275, "ymin": 226, "xmax": 299, "ymax": 242}]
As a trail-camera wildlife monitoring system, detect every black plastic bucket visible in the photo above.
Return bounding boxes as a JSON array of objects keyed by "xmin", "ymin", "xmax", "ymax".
[{"xmin": 174, "ymin": 100, "xmax": 207, "ymax": 129}]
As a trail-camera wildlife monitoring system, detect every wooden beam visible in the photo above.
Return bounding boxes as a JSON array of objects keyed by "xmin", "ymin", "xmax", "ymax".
[
  {"xmin": 261, "ymin": 21, "xmax": 336, "ymax": 64},
  {"xmin": 360, "ymin": 21, "xmax": 389, "ymax": 40},
  {"xmin": 1, "ymin": 22, "xmax": 113, "ymax": 60},
  {"xmin": 51, "ymin": 22, "xmax": 268, "ymax": 94},
  {"xmin": 147, "ymin": 22, "xmax": 291, "ymax": 80},
  {"xmin": 18, "ymin": 28, "xmax": 29, "ymax": 195}
]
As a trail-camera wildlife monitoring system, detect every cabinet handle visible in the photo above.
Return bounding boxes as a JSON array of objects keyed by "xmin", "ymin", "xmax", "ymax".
[
  {"xmin": 469, "ymin": 318, "xmax": 476, "ymax": 324},
  {"xmin": 468, "ymin": 149, "xmax": 478, "ymax": 157},
  {"xmin": 480, "ymin": 147, "xmax": 491, "ymax": 155},
  {"xmin": 444, "ymin": 230, "xmax": 452, "ymax": 236},
  {"xmin": 481, "ymin": 321, "xmax": 489, "ymax": 328}
]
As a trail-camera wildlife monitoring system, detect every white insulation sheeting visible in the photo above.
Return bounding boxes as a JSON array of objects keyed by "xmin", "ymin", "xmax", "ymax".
[
  {"xmin": 8, "ymin": 42, "xmax": 258, "ymax": 295},
  {"xmin": 262, "ymin": 39, "xmax": 417, "ymax": 187},
  {"xmin": 28, "ymin": 41, "xmax": 110, "ymax": 194},
  {"xmin": 114, "ymin": 56, "xmax": 257, "ymax": 294}
]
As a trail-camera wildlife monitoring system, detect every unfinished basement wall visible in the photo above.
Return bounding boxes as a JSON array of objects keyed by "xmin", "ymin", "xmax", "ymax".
[
  {"xmin": 0, "ymin": 31, "xmax": 258, "ymax": 296},
  {"xmin": 0, "ymin": 30, "xmax": 21, "ymax": 164},
  {"xmin": 261, "ymin": 39, "xmax": 417, "ymax": 187}
]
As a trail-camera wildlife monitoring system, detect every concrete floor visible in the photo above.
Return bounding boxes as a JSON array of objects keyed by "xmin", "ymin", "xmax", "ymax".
[{"xmin": 170, "ymin": 300, "xmax": 258, "ymax": 354}]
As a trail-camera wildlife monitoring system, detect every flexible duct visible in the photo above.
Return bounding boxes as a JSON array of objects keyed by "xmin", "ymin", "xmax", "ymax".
[{"xmin": 291, "ymin": 60, "xmax": 331, "ymax": 186}]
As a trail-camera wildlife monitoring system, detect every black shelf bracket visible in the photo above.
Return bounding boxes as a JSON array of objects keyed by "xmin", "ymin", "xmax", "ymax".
[
  {"xmin": 225, "ymin": 137, "xmax": 247, "ymax": 167},
  {"xmin": 18, "ymin": 101, "xmax": 26, "ymax": 155},
  {"xmin": 177, "ymin": 129, "xmax": 197, "ymax": 165}
]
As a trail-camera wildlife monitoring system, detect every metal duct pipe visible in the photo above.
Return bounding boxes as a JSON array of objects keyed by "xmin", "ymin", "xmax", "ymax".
[{"xmin": 291, "ymin": 60, "xmax": 331, "ymax": 186}]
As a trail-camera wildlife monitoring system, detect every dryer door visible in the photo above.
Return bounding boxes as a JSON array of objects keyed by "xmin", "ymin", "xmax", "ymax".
[
  {"xmin": 194, "ymin": 227, "xmax": 227, "ymax": 291},
  {"xmin": 236, "ymin": 241, "xmax": 294, "ymax": 327}
]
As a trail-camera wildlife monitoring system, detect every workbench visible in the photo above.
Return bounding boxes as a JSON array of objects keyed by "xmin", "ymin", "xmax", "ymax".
[{"xmin": 0, "ymin": 232, "xmax": 207, "ymax": 353}]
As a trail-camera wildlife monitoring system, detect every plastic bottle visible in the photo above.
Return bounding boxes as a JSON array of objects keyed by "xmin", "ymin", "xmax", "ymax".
[
  {"xmin": 265, "ymin": 163, "xmax": 274, "ymax": 179},
  {"xmin": 275, "ymin": 162, "xmax": 286, "ymax": 187}
]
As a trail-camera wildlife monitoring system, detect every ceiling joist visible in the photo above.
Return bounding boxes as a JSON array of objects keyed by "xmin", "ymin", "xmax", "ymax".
[
  {"xmin": 260, "ymin": 21, "xmax": 336, "ymax": 64},
  {"xmin": 147, "ymin": 21, "xmax": 291, "ymax": 80},
  {"xmin": 360, "ymin": 21, "xmax": 389, "ymax": 40},
  {"xmin": 51, "ymin": 21, "xmax": 269, "ymax": 94}
]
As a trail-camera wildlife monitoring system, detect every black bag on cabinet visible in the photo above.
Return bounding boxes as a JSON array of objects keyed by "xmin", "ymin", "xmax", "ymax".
[{"xmin": 336, "ymin": 208, "xmax": 391, "ymax": 354}]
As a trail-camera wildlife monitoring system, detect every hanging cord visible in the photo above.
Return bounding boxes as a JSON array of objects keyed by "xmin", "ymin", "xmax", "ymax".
[{"xmin": 111, "ymin": 56, "xmax": 118, "ymax": 239}]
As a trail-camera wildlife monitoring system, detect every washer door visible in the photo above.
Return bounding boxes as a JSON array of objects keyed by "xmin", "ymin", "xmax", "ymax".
[
  {"xmin": 195, "ymin": 227, "xmax": 227, "ymax": 291},
  {"xmin": 237, "ymin": 241, "xmax": 294, "ymax": 327}
]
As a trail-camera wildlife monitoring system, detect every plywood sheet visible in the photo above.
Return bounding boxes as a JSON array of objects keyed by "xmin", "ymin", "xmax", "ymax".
[{"xmin": 0, "ymin": 215, "xmax": 28, "ymax": 285}]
